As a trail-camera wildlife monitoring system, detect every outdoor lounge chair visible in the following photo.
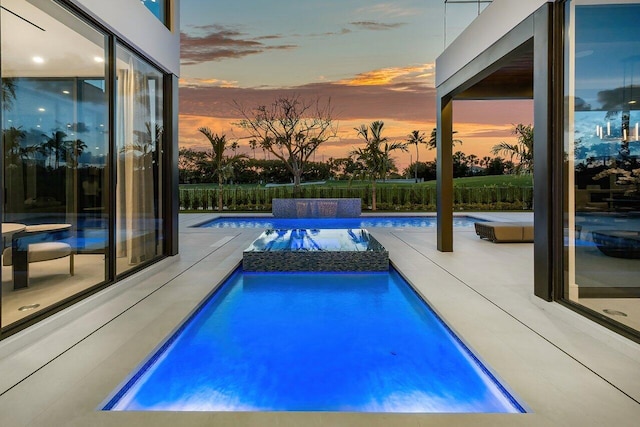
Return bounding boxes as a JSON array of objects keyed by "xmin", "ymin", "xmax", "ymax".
[{"xmin": 474, "ymin": 221, "xmax": 534, "ymax": 243}]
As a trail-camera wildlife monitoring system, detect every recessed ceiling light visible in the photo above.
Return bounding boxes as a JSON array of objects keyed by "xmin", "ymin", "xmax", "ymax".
[
  {"xmin": 32, "ymin": 56, "xmax": 44, "ymax": 64},
  {"xmin": 38, "ymin": 107, "xmax": 46, "ymax": 112},
  {"xmin": 18, "ymin": 304, "xmax": 40, "ymax": 311},
  {"xmin": 629, "ymin": 100, "xmax": 637, "ymax": 105},
  {"xmin": 94, "ymin": 56, "xmax": 104, "ymax": 63},
  {"xmin": 603, "ymin": 308, "xmax": 627, "ymax": 317},
  {"xmin": 62, "ymin": 90, "xmax": 70, "ymax": 94}
]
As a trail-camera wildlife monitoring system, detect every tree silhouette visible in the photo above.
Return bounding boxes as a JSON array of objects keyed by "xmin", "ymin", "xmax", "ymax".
[
  {"xmin": 235, "ymin": 95, "xmax": 336, "ymax": 196},
  {"xmin": 42, "ymin": 130, "xmax": 70, "ymax": 169},
  {"xmin": 427, "ymin": 127, "xmax": 462, "ymax": 151},
  {"xmin": 406, "ymin": 130, "xmax": 426, "ymax": 182},
  {"xmin": 351, "ymin": 121, "xmax": 407, "ymax": 211},
  {"xmin": 198, "ymin": 127, "xmax": 247, "ymax": 211},
  {"xmin": 491, "ymin": 124, "xmax": 534, "ymax": 174}
]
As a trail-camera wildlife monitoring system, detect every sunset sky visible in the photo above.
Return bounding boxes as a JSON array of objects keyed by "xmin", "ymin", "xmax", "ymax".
[{"xmin": 179, "ymin": 0, "xmax": 533, "ymax": 170}]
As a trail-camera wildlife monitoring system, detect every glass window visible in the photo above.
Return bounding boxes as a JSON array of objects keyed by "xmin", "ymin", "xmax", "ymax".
[
  {"xmin": 564, "ymin": 1, "xmax": 640, "ymax": 335},
  {"xmin": 115, "ymin": 43, "xmax": 164, "ymax": 276},
  {"xmin": 1, "ymin": 0, "xmax": 109, "ymax": 327},
  {"xmin": 140, "ymin": 0, "xmax": 167, "ymax": 25}
]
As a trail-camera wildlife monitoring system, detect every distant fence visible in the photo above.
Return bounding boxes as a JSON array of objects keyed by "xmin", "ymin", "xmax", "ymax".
[{"xmin": 179, "ymin": 185, "xmax": 533, "ymax": 212}]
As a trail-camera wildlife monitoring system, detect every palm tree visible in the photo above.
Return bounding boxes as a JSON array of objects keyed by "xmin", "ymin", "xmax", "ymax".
[
  {"xmin": 198, "ymin": 127, "xmax": 247, "ymax": 211},
  {"xmin": 427, "ymin": 128, "xmax": 463, "ymax": 151},
  {"xmin": 249, "ymin": 139, "xmax": 257, "ymax": 159},
  {"xmin": 3, "ymin": 126, "xmax": 26, "ymax": 165},
  {"xmin": 351, "ymin": 121, "xmax": 407, "ymax": 211},
  {"xmin": 406, "ymin": 130, "xmax": 426, "ymax": 182},
  {"xmin": 1, "ymin": 78, "xmax": 17, "ymax": 111},
  {"xmin": 65, "ymin": 139, "xmax": 88, "ymax": 168},
  {"xmin": 42, "ymin": 130, "xmax": 69, "ymax": 169},
  {"xmin": 491, "ymin": 124, "xmax": 533, "ymax": 174}
]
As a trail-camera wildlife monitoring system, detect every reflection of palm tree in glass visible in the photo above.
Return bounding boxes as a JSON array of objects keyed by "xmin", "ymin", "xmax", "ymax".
[
  {"xmin": 65, "ymin": 139, "xmax": 87, "ymax": 168},
  {"xmin": 42, "ymin": 130, "xmax": 69, "ymax": 169},
  {"xmin": 3, "ymin": 126, "xmax": 25, "ymax": 165},
  {"xmin": 1, "ymin": 77, "xmax": 17, "ymax": 111}
]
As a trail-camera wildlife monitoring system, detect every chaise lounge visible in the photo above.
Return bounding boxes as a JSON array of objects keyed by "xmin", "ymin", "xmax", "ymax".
[{"xmin": 474, "ymin": 221, "xmax": 534, "ymax": 243}]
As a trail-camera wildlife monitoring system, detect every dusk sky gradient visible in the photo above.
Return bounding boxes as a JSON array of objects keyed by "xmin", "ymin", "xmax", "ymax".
[{"xmin": 179, "ymin": 0, "xmax": 533, "ymax": 169}]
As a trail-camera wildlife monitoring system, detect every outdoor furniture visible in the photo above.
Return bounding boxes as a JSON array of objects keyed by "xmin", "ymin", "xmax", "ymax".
[
  {"xmin": 591, "ymin": 230, "xmax": 640, "ymax": 259},
  {"xmin": 2, "ymin": 223, "xmax": 26, "ymax": 236},
  {"xmin": 4, "ymin": 224, "xmax": 74, "ymax": 289},
  {"xmin": 474, "ymin": 221, "xmax": 534, "ymax": 243}
]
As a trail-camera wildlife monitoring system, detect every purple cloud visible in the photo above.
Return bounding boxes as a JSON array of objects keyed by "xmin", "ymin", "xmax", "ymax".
[{"xmin": 181, "ymin": 28, "xmax": 296, "ymax": 65}]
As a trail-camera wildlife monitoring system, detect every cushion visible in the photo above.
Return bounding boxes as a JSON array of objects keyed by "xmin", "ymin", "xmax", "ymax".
[
  {"xmin": 475, "ymin": 221, "xmax": 534, "ymax": 243},
  {"xmin": 3, "ymin": 242, "xmax": 72, "ymax": 266}
]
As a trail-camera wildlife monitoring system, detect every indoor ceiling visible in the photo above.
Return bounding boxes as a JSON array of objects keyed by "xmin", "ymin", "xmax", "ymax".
[{"xmin": 1, "ymin": 0, "xmax": 106, "ymax": 78}]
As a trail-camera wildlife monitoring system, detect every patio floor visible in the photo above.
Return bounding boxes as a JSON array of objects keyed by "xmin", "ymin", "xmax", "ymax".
[{"xmin": 0, "ymin": 212, "xmax": 638, "ymax": 426}]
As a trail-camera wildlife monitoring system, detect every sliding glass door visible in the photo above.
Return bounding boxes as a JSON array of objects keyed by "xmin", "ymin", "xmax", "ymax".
[
  {"xmin": 1, "ymin": 0, "xmax": 109, "ymax": 327},
  {"xmin": 0, "ymin": 0, "xmax": 168, "ymax": 332},
  {"xmin": 563, "ymin": 0, "xmax": 640, "ymax": 337}
]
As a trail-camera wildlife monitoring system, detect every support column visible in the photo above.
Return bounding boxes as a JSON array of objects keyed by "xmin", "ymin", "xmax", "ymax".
[
  {"xmin": 533, "ymin": 4, "xmax": 554, "ymax": 301},
  {"xmin": 437, "ymin": 93, "xmax": 454, "ymax": 252},
  {"xmin": 164, "ymin": 73, "xmax": 179, "ymax": 256}
]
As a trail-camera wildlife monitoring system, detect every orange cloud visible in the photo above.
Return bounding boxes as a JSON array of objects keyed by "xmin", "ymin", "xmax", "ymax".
[
  {"xmin": 337, "ymin": 64, "xmax": 434, "ymax": 87},
  {"xmin": 178, "ymin": 70, "xmax": 534, "ymax": 172},
  {"xmin": 179, "ymin": 77, "xmax": 239, "ymax": 88}
]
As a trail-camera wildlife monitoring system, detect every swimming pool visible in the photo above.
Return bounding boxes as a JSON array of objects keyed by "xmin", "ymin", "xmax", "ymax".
[
  {"xmin": 103, "ymin": 268, "xmax": 525, "ymax": 413},
  {"xmin": 196, "ymin": 215, "xmax": 481, "ymax": 229}
]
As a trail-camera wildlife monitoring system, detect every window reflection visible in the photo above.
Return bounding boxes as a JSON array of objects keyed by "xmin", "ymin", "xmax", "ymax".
[
  {"xmin": 140, "ymin": 0, "xmax": 166, "ymax": 24},
  {"xmin": 1, "ymin": 1, "xmax": 108, "ymax": 327},
  {"xmin": 565, "ymin": 1, "xmax": 640, "ymax": 334}
]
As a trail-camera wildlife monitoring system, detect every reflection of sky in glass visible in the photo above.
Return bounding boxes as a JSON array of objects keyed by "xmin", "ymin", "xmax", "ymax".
[
  {"xmin": 574, "ymin": 4, "xmax": 640, "ymax": 110},
  {"xmin": 140, "ymin": 0, "xmax": 165, "ymax": 23},
  {"xmin": 245, "ymin": 229, "xmax": 383, "ymax": 252},
  {"xmin": 574, "ymin": 111, "xmax": 640, "ymax": 162},
  {"xmin": 3, "ymin": 79, "xmax": 108, "ymax": 167}
]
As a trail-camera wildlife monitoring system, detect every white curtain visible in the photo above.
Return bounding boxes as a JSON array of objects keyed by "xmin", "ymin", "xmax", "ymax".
[{"xmin": 116, "ymin": 58, "xmax": 156, "ymax": 265}]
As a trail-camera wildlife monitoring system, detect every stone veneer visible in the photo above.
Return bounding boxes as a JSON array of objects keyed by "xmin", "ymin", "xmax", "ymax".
[
  {"xmin": 243, "ymin": 250, "xmax": 388, "ymax": 272},
  {"xmin": 272, "ymin": 198, "xmax": 361, "ymax": 218},
  {"xmin": 243, "ymin": 228, "xmax": 388, "ymax": 272}
]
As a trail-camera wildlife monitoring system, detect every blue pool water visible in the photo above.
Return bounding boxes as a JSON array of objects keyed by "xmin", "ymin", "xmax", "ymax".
[
  {"xmin": 104, "ymin": 268, "xmax": 524, "ymax": 413},
  {"xmin": 196, "ymin": 215, "xmax": 481, "ymax": 229}
]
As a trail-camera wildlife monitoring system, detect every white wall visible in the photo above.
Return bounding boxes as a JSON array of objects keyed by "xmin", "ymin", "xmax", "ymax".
[
  {"xmin": 70, "ymin": 0, "xmax": 180, "ymax": 75},
  {"xmin": 436, "ymin": 0, "xmax": 551, "ymax": 87}
]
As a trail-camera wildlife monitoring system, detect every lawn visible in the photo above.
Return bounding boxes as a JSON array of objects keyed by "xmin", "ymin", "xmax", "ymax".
[{"xmin": 180, "ymin": 175, "xmax": 533, "ymax": 191}]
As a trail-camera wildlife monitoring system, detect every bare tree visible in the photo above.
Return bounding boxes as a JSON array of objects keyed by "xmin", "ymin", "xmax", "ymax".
[{"xmin": 235, "ymin": 95, "xmax": 337, "ymax": 196}]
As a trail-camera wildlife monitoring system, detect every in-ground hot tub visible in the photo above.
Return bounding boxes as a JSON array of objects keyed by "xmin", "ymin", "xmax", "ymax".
[
  {"xmin": 243, "ymin": 228, "xmax": 388, "ymax": 272},
  {"xmin": 592, "ymin": 229, "xmax": 640, "ymax": 258}
]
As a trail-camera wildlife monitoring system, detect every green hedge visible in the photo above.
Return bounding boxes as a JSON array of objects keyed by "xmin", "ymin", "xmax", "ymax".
[{"xmin": 179, "ymin": 185, "xmax": 533, "ymax": 212}]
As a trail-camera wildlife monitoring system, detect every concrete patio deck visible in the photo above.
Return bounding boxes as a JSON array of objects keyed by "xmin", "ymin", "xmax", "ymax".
[{"xmin": 0, "ymin": 212, "xmax": 638, "ymax": 426}]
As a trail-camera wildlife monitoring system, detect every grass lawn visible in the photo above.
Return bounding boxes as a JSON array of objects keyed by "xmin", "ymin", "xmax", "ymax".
[{"xmin": 180, "ymin": 175, "xmax": 533, "ymax": 190}]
